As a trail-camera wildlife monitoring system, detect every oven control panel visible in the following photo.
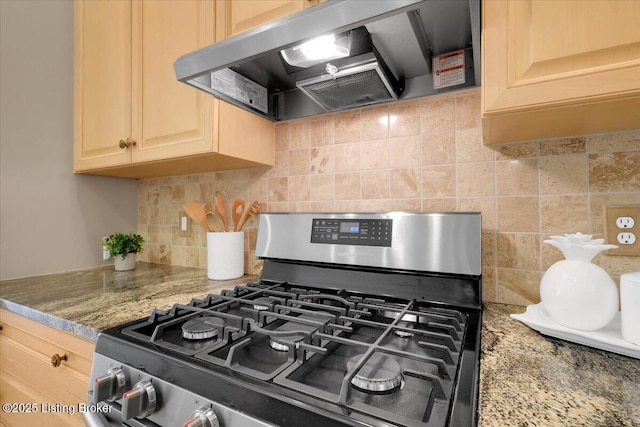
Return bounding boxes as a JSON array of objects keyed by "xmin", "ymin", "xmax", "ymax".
[
  {"xmin": 88, "ymin": 354, "xmax": 276, "ymax": 427},
  {"xmin": 310, "ymin": 218, "xmax": 392, "ymax": 247}
]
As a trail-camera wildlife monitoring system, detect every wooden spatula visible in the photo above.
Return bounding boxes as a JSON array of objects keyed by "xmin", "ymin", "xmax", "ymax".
[
  {"xmin": 214, "ymin": 191, "xmax": 229, "ymax": 232},
  {"xmin": 231, "ymin": 199, "xmax": 246, "ymax": 232},
  {"xmin": 236, "ymin": 201, "xmax": 261, "ymax": 232},
  {"xmin": 183, "ymin": 200, "xmax": 209, "ymax": 232}
]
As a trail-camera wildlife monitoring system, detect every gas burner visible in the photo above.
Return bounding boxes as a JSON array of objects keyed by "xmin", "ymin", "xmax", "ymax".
[
  {"xmin": 346, "ymin": 353, "xmax": 403, "ymax": 393},
  {"xmin": 392, "ymin": 321, "xmax": 415, "ymax": 337},
  {"xmin": 392, "ymin": 329, "xmax": 414, "ymax": 338},
  {"xmin": 268, "ymin": 313, "xmax": 321, "ymax": 351},
  {"xmin": 252, "ymin": 297, "xmax": 272, "ymax": 311},
  {"xmin": 182, "ymin": 317, "xmax": 224, "ymax": 340},
  {"xmin": 270, "ymin": 334, "xmax": 305, "ymax": 352}
]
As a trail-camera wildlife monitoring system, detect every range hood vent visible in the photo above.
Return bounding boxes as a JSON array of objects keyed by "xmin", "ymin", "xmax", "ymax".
[
  {"xmin": 294, "ymin": 27, "xmax": 404, "ymax": 112},
  {"xmin": 298, "ymin": 62, "xmax": 399, "ymax": 111},
  {"xmin": 174, "ymin": 0, "xmax": 481, "ymax": 122}
]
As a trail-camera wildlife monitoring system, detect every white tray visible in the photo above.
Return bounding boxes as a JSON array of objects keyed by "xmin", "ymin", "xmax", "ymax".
[{"xmin": 510, "ymin": 303, "xmax": 640, "ymax": 359}]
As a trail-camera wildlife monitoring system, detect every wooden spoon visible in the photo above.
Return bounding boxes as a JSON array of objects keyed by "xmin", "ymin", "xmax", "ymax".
[
  {"xmin": 214, "ymin": 191, "xmax": 229, "ymax": 232},
  {"xmin": 183, "ymin": 200, "xmax": 209, "ymax": 231},
  {"xmin": 231, "ymin": 199, "xmax": 246, "ymax": 232},
  {"xmin": 236, "ymin": 201, "xmax": 261, "ymax": 232},
  {"xmin": 204, "ymin": 202, "xmax": 224, "ymax": 232}
]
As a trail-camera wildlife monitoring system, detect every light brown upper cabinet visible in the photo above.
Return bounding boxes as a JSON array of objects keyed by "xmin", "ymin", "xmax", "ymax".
[
  {"xmin": 74, "ymin": 0, "xmax": 275, "ymax": 179},
  {"xmin": 482, "ymin": 0, "xmax": 640, "ymax": 145},
  {"xmin": 222, "ymin": 0, "xmax": 318, "ymax": 38}
]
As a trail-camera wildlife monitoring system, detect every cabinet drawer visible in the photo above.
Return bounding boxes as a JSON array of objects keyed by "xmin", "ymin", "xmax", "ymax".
[
  {"xmin": 0, "ymin": 335, "xmax": 91, "ymax": 403},
  {"xmin": 0, "ymin": 371, "xmax": 86, "ymax": 427},
  {"xmin": 0, "ymin": 309, "xmax": 94, "ymax": 426}
]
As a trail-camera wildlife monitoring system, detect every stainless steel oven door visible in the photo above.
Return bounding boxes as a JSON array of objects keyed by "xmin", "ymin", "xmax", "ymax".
[{"xmin": 83, "ymin": 407, "xmax": 150, "ymax": 427}]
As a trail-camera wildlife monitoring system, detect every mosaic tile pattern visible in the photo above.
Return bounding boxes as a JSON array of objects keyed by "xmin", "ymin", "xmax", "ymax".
[{"xmin": 138, "ymin": 88, "xmax": 640, "ymax": 305}]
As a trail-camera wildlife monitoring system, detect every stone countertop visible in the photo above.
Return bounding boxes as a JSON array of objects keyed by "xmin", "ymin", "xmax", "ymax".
[
  {"xmin": 1, "ymin": 264, "xmax": 639, "ymax": 425},
  {"xmin": 481, "ymin": 303, "xmax": 640, "ymax": 427},
  {"xmin": 0, "ymin": 262, "xmax": 257, "ymax": 341}
]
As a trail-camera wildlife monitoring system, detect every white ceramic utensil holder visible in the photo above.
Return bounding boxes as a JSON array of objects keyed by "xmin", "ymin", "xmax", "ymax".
[
  {"xmin": 207, "ymin": 232, "xmax": 244, "ymax": 280},
  {"xmin": 621, "ymin": 272, "xmax": 640, "ymax": 346}
]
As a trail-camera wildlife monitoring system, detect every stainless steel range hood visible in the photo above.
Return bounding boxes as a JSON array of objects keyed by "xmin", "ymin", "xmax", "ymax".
[{"xmin": 174, "ymin": 0, "xmax": 481, "ymax": 122}]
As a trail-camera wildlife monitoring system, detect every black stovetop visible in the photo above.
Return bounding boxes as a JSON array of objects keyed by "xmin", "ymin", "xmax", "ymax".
[{"xmin": 98, "ymin": 262, "xmax": 481, "ymax": 427}]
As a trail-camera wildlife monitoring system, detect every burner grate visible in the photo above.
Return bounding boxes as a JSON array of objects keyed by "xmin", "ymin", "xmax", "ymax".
[
  {"xmin": 272, "ymin": 297, "xmax": 468, "ymax": 427},
  {"xmin": 118, "ymin": 280, "xmax": 470, "ymax": 427}
]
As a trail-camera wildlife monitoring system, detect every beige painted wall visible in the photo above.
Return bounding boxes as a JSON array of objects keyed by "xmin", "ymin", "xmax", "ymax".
[{"xmin": 0, "ymin": 0, "xmax": 138, "ymax": 280}]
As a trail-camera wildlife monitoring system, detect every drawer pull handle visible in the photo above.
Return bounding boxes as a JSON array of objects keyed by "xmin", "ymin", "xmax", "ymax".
[
  {"xmin": 118, "ymin": 138, "xmax": 136, "ymax": 149},
  {"xmin": 51, "ymin": 353, "xmax": 67, "ymax": 368}
]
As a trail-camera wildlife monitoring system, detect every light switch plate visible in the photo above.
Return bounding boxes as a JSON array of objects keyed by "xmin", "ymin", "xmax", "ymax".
[
  {"xmin": 605, "ymin": 205, "xmax": 640, "ymax": 256},
  {"xmin": 179, "ymin": 210, "xmax": 191, "ymax": 237}
]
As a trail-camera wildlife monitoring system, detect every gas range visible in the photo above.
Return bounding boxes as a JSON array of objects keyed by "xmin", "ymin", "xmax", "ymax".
[{"xmin": 85, "ymin": 212, "xmax": 482, "ymax": 427}]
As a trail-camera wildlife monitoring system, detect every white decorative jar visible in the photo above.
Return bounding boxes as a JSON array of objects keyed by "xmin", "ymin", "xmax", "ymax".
[
  {"xmin": 540, "ymin": 233, "xmax": 618, "ymax": 331},
  {"xmin": 114, "ymin": 253, "xmax": 136, "ymax": 271}
]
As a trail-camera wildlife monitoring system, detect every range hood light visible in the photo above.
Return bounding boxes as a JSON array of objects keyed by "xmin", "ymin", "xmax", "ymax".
[
  {"xmin": 281, "ymin": 34, "xmax": 350, "ymax": 68},
  {"xmin": 300, "ymin": 34, "xmax": 348, "ymax": 61}
]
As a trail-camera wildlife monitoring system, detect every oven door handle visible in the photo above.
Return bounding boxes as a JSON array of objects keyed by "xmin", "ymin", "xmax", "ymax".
[{"xmin": 82, "ymin": 410, "xmax": 110, "ymax": 427}]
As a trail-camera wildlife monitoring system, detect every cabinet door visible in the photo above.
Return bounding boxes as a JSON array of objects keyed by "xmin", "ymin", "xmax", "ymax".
[
  {"xmin": 73, "ymin": 0, "xmax": 134, "ymax": 171},
  {"xmin": 482, "ymin": 0, "xmax": 640, "ymax": 144},
  {"xmin": 132, "ymin": 0, "xmax": 217, "ymax": 164},
  {"xmin": 223, "ymin": 0, "xmax": 316, "ymax": 38},
  {"xmin": 217, "ymin": 101, "xmax": 276, "ymax": 166}
]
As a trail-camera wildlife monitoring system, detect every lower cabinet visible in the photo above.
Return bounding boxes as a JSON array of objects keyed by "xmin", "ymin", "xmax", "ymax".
[{"xmin": 0, "ymin": 309, "xmax": 94, "ymax": 427}]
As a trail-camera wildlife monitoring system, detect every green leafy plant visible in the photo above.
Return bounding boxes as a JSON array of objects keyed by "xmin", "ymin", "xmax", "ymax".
[{"xmin": 103, "ymin": 232, "xmax": 144, "ymax": 260}]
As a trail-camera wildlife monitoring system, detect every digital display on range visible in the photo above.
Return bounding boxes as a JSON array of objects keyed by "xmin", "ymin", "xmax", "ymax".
[
  {"xmin": 339, "ymin": 222, "xmax": 360, "ymax": 233},
  {"xmin": 311, "ymin": 218, "xmax": 392, "ymax": 247}
]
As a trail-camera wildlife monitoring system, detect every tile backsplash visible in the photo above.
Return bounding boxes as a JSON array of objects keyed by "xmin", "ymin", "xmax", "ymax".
[{"xmin": 138, "ymin": 87, "xmax": 640, "ymax": 305}]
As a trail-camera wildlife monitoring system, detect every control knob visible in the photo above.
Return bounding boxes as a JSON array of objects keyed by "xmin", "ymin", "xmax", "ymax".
[
  {"xmin": 121, "ymin": 380, "xmax": 157, "ymax": 421},
  {"xmin": 92, "ymin": 367, "xmax": 126, "ymax": 403},
  {"xmin": 184, "ymin": 407, "xmax": 220, "ymax": 427}
]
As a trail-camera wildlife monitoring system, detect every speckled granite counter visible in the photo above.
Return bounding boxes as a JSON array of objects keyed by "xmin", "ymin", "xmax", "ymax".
[
  {"xmin": 1, "ymin": 265, "xmax": 638, "ymax": 425},
  {"xmin": 0, "ymin": 262, "xmax": 257, "ymax": 341},
  {"xmin": 482, "ymin": 303, "xmax": 640, "ymax": 427}
]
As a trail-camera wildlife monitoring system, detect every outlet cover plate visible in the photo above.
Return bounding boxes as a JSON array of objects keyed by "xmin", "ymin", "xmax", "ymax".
[
  {"xmin": 179, "ymin": 210, "xmax": 191, "ymax": 237},
  {"xmin": 606, "ymin": 205, "xmax": 640, "ymax": 256}
]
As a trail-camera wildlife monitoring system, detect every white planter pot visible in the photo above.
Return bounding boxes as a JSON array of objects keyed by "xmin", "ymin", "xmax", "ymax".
[{"xmin": 114, "ymin": 253, "xmax": 136, "ymax": 271}]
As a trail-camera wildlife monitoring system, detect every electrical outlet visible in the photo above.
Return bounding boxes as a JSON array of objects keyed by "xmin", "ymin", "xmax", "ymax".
[
  {"xmin": 605, "ymin": 205, "xmax": 640, "ymax": 256},
  {"xmin": 616, "ymin": 216, "xmax": 635, "ymax": 229},
  {"xmin": 617, "ymin": 232, "xmax": 637, "ymax": 245},
  {"xmin": 179, "ymin": 210, "xmax": 191, "ymax": 237}
]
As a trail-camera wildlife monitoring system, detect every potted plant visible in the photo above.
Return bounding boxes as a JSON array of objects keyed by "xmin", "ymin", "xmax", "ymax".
[{"xmin": 103, "ymin": 232, "xmax": 144, "ymax": 271}]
